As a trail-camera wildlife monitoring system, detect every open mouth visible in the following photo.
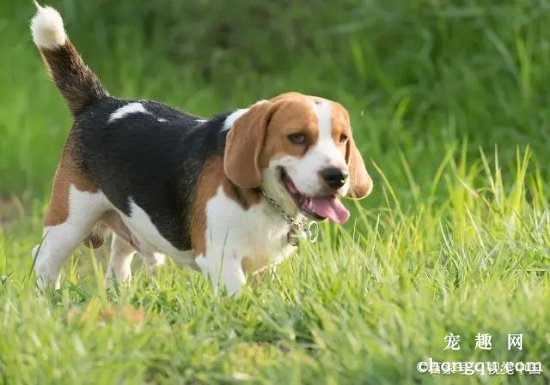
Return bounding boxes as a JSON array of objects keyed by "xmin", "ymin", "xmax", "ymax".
[{"xmin": 279, "ymin": 168, "xmax": 350, "ymax": 224}]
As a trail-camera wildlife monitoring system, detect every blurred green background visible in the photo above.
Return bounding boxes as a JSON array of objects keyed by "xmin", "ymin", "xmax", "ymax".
[
  {"xmin": 1, "ymin": 2, "xmax": 549, "ymax": 384},
  {"xmin": 1, "ymin": 0, "xmax": 549, "ymax": 201}
]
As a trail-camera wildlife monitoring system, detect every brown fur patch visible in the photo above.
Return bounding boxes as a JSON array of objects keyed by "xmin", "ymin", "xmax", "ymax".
[
  {"xmin": 191, "ymin": 156, "xmax": 260, "ymax": 255},
  {"xmin": 45, "ymin": 136, "xmax": 98, "ymax": 227},
  {"xmin": 328, "ymin": 100, "xmax": 352, "ymax": 159},
  {"xmin": 191, "ymin": 157, "xmax": 223, "ymax": 255}
]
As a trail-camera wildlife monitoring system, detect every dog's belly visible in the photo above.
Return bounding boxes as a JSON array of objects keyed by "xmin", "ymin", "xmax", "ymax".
[{"xmin": 103, "ymin": 198, "xmax": 196, "ymax": 265}]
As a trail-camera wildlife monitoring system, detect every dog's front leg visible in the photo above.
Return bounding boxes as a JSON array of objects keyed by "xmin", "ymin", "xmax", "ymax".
[{"xmin": 196, "ymin": 252, "xmax": 245, "ymax": 296}]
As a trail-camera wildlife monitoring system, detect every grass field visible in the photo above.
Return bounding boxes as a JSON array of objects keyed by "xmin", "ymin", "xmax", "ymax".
[{"xmin": 0, "ymin": 0, "xmax": 549, "ymax": 384}]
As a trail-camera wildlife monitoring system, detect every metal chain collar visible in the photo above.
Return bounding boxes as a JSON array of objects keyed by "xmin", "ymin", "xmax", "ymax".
[{"xmin": 260, "ymin": 189, "xmax": 319, "ymax": 246}]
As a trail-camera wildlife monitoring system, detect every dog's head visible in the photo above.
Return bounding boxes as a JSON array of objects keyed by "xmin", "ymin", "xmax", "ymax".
[{"xmin": 224, "ymin": 92, "xmax": 372, "ymax": 223}]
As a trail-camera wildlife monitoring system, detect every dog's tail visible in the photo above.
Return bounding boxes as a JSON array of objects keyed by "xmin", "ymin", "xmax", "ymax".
[{"xmin": 30, "ymin": 2, "xmax": 109, "ymax": 116}]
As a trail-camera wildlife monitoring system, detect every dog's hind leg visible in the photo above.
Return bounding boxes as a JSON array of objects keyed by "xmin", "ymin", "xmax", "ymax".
[
  {"xmin": 105, "ymin": 233, "xmax": 136, "ymax": 282},
  {"xmin": 33, "ymin": 156, "xmax": 107, "ymax": 289}
]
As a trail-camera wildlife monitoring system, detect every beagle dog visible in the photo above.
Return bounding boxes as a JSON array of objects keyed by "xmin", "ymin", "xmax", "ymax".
[{"xmin": 30, "ymin": 4, "xmax": 373, "ymax": 294}]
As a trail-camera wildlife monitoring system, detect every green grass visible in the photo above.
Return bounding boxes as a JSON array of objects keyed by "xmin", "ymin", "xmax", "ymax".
[{"xmin": 0, "ymin": 0, "xmax": 549, "ymax": 384}]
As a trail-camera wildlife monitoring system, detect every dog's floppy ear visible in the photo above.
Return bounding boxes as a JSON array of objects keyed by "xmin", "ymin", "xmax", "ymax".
[
  {"xmin": 224, "ymin": 101, "xmax": 276, "ymax": 188},
  {"xmin": 345, "ymin": 135, "xmax": 372, "ymax": 199}
]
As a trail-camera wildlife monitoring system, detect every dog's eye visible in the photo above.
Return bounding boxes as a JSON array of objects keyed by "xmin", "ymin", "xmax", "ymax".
[
  {"xmin": 339, "ymin": 134, "xmax": 348, "ymax": 144},
  {"xmin": 288, "ymin": 133, "xmax": 306, "ymax": 145}
]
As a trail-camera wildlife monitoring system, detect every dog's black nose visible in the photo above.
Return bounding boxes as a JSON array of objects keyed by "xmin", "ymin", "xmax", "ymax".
[{"xmin": 319, "ymin": 167, "xmax": 348, "ymax": 189}]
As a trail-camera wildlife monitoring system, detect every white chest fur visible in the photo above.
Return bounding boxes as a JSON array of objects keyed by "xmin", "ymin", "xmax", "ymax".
[{"xmin": 196, "ymin": 185, "xmax": 297, "ymax": 294}]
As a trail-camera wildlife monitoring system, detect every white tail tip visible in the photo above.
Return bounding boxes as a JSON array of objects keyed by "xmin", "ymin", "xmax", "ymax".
[{"xmin": 31, "ymin": 3, "xmax": 67, "ymax": 49}]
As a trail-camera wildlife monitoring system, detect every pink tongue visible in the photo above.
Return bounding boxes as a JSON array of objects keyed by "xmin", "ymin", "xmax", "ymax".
[{"xmin": 309, "ymin": 196, "xmax": 350, "ymax": 224}]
